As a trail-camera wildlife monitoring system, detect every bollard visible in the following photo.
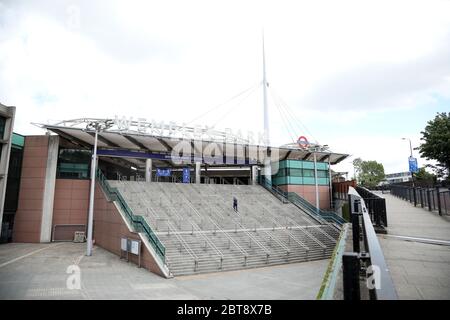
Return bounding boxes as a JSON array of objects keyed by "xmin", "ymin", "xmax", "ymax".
[{"xmin": 343, "ymin": 252, "xmax": 361, "ymax": 300}]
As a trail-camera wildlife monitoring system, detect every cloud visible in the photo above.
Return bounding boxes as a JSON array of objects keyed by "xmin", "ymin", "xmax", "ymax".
[
  {"xmin": 299, "ymin": 34, "xmax": 450, "ymax": 111},
  {"xmin": 0, "ymin": 0, "xmax": 449, "ymax": 175}
]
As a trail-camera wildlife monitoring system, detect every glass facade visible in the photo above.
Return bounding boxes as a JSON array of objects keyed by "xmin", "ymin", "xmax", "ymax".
[
  {"xmin": 1, "ymin": 133, "xmax": 24, "ymax": 243},
  {"xmin": 0, "ymin": 116, "xmax": 6, "ymax": 139},
  {"xmin": 57, "ymin": 148, "xmax": 91, "ymax": 179},
  {"xmin": 272, "ymin": 159, "xmax": 330, "ymax": 186}
]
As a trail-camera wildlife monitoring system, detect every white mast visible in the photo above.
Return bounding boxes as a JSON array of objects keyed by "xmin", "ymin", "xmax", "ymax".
[
  {"xmin": 262, "ymin": 32, "xmax": 270, "ymax": 145},
  {"xmin": 262, "ymin": 31, "xmax": 272, "ymax": 182}
]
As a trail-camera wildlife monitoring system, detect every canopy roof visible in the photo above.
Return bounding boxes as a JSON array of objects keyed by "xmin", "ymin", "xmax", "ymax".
[{"xmin": 34, "ymin": 119, "xmax": 349, "ymax": 169}]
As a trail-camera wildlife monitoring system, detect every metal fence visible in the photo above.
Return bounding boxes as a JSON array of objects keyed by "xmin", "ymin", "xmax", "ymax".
[
  {"xmin": 354, "ymin": 186, "xmax": 388, "ymax": 229},
  {"xmin": 390, "ymin": 185, "xmax": 450, "ymax": 216},
  {"xmin": 258, "ymin": 175, "xmax": 346, "ymax": 225},
  {"xmin": 343, "ymin": 187, "xmax": 398, "ymax": 300}
]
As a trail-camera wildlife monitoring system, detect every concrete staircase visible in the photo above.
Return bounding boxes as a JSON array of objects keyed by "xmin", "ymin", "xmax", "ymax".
[{"xmin": 109, "ymin": 180, "xmax": 340, "ymax": 276}]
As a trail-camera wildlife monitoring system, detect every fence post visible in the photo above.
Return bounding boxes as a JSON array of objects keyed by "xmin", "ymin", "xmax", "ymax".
[
  {"xmin": 343, "ymin": 252, "xmax": 361, "ymax": 300},
  {"xmin": 427, "ymin": 189, "xmax": 432, "ymax": 211},
  {"xmin": 348, "ymin": 194, "xmax": 353, "ymax": 213},
  {"xmin": 436, "ymin": 187, "xmax": 442, "ymax": 216},
  {"xmin": 374, "ymin": 199, "xmax": 382, "ymax": 227},
  {"xmin": 352, "ymin": 199, "xmax": 361, "ymax": 253},
  {"xmin": 413, "ymin": 187, "xmax": 417, "ymax": 206},
  {"xmin": 420, "ymin": 189, "xmax": 425, "ymax": 208}
]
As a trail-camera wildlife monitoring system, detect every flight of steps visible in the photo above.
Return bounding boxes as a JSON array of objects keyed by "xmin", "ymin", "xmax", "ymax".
[{"xmin": 108, "ymin": 180, "xmax": 341, "ymax": 276}]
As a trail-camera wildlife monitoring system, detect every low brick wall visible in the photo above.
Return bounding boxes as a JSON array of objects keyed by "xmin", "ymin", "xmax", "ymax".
[{"xmin": 93, "ymin": 184, "xmax": 167, "ymax": 277}]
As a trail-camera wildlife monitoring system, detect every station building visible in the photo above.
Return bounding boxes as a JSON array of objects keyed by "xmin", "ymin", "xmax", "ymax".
[{"xmin": 0, "ymin": 110, "xmax": 349, "ymax": 277}]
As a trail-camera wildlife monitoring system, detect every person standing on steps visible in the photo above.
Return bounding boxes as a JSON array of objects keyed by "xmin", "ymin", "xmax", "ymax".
[{"xmin": 233, "ymin": 196, "xmax": 238, "ymax": 212}]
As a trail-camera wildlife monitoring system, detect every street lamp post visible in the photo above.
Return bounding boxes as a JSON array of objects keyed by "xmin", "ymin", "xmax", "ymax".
[
  {"xmin": 313, "ymin": 151, "xmax": 319, "ymax": 212},
  {"xmin": 309, "ymin": 144, "xmax": 329, "ymax": 213},
  {"xmin": 86, "ymin": 120, "xmax": 113, "ymax": 256}
]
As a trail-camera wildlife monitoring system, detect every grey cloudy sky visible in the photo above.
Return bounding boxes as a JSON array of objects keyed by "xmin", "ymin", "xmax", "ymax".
[{"xmin": 1, "ymin": 0, "xmax": 449, "ymax": 175}]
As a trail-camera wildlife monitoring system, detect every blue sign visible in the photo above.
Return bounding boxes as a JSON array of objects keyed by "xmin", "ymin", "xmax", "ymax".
[
  {"xmin": 408, "ymin": 157, "xmax": 419, "ymax": 173},
  {"xmin": 182, "ymin": 168, "xmax": 190, "ymax": 183},
  {"xmin": 156, "ymin": 168, "xmax": 171, "ymax": 177}
]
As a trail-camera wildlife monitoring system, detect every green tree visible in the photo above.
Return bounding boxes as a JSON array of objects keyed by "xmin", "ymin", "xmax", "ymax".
[
  {"xmin": 414, "ymin": 167, "xmax": 436, "ymax": 183},
  {"xmin": 358, "ymin": 160, "xmax": 385, "ymax": 188},
  {"xmin": 417, "ymin": 112, "xmax": 450, "ymax": 180},
  {"xmin": 352, "ymin": 157, "xmax": 362, "ymax": 182}
]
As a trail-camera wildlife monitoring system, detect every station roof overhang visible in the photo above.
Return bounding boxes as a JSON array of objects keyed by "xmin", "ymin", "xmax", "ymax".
[{"xmin": 35, "ymin": 123, "xmax": 349, "ymax": 169}]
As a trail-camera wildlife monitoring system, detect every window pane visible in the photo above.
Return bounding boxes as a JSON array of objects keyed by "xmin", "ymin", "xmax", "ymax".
[
  {"xmin": 303, "ymin": 169, "xmax": 314, "ymax": 177},
  {"xmin": 0, "ymin": 116, "xmax": 6, "ymax": 139},
  {"xmin": 57, "ymin": 149, "xmax": 91, "ymax": 179},
  {"xmin": 288, "ymin": 168, "xmax": 302, "ymax": 177},
  {"xmin": 317, "ymin": 170, "xmax": 328, "ymax": 178}
]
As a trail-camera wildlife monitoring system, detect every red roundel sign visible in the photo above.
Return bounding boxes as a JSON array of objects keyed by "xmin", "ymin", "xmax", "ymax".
[{"xmin": 297, "ymin": 136, "xmax": 309, "ymax": 149}]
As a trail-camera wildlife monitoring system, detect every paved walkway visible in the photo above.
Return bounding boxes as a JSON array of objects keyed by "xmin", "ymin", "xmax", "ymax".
[
  {"xmin": 0, "ymin": 242, "xmax": 328, "ymax": 300},
  {"xmin": 377, "ymin": 192, "xmax": 450, "ymax": 299}
]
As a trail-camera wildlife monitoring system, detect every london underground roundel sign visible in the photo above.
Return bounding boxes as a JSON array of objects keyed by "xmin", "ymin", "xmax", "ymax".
[{"xmin": 297, "ymin": 136, "xmax": 309, "ymax": 149}]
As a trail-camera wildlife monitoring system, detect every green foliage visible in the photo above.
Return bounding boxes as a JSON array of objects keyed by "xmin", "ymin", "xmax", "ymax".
[
  {"xmin": 352, "ymin": 157, "xmax": 363, "ymax": 182},
  {"xmin": 356, "ymin": 159, "xmax": 385, "ymax": 188},
  {"xmin": 414, "ymin": 167, "xmax": 436, "ymax": 182},
  {"xmin": 417, "ymin": 112, "xmax": 450, "ymax": 180}
]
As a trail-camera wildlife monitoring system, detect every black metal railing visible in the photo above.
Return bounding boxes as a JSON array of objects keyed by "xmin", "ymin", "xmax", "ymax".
[
  {"xmin": 390, "ymin": 185, "xmax": 450, "ymax": 216},
  {"xmin": 342, "ymin": 187, "xmax": 398, "ymax": 300},
  {"xmin": 258, "ymin": 175, "xmax": 346, "ymax": 226},
  {"xmin": 354, "ymin": 186, "xmax": 388, "ymax": 228}
]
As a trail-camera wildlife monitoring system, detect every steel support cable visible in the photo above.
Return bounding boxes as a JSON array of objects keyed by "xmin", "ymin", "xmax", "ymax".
[
  {"xmin": 269, "ymin": 89, "xmax": 298, "ymax": 143},
  {"xmin": 269, "ymin": 86, "xmax": 320, "ymax": 144},
  {"xmin": 276, "ymin": 93, "xmax": 316, "ymax": 142},
  {"xmin": 211, "ymin": 83, "xmax": 261, "ymax": 128},
  {"xmin": 278, "ymin": 95, "xmax": 317, "ymax": 143},
  {"xmin": 270, "ymin": 88, "xmax": 301, "ymax": 142},
  {"xmin": 186, "ymin": 82, "xmax": 261, "ymax": 126},
  {"xmin": 281, "ymin": 100, "xmax": 320, "ymax": 145},
  {"xmin": 273, "ymin": 97, "xmax": 297, "ymax": 143}
]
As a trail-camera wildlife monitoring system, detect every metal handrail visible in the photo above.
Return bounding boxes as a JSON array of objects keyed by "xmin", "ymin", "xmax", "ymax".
[
  {"xmin": 237, "ymin": 200, "xmax": 291, "ymax": 255},
  {"xmin": 258, "ymin": 206, "xmax": 311, "ymax": 252},
  {"xmin": 165, "ymin": 219, "xmax": 199, "ymax": 271},
  {"xmin": 255, "ymin": 203, "xmax": 314, "ymax": 252},
  {"xmin": 348, "ymin": 187, "xmax": 398, "ymax": 300},
  {"xmin": 257, "ymin": 175, "xmax": 340, "ymax": 225},
  {"xmin": 239, "ymin": 189, "xmax": 327, "ymax": 253},
  {"xmin": 298, "ymin": 226, "xmax": 327, "ymax": 250},
  {"xmin": 167, "ymin": 184, "xmax": 239, "ymax": 266},
  {"xmin": 310, "ymin": 225, "xmax": 338, "ymax": 244},
  {"xmin": 225, "ymin": 185, "xmax": 312, "ymax": 252},
  {"xmin": 159, "ymin": 187, "xmax": 225, "ymax": 267},
  {"xmin": 287, "ymin": 192, "xmax": 342, "ymax": 224},
  {"xmin": 200, "ymin": 184, "xmax": 272, "ymax": 258},
  {"xmin": 97, "ymin": 171, "xmax": 166, "ymax": 261},
  {"xmin": 195, "ymin": 200, "xmax": 250, "ymax": 262}
]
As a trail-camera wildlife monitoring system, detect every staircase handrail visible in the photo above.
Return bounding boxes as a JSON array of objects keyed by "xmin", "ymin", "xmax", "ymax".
[{"xmin": 96, "ymin": 170, "xmax": 166, "ymax": 262}]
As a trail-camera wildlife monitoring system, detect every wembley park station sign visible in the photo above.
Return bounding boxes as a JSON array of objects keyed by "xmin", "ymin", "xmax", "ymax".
[
  {"xmin": 113, "ymin": 115, "xmax": 269, "ymax": 146},
  {"xmin": 112, "ymin": 116, "xmax": 279, "ymax": 170}
]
